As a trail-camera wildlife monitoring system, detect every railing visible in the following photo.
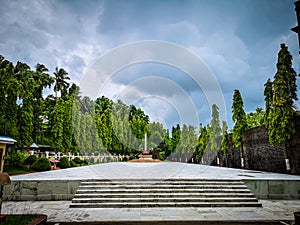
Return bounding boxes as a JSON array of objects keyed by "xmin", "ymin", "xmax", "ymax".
[{"xmin": 29, "ymin": 150, "xmax": 130, "ymax": 163}]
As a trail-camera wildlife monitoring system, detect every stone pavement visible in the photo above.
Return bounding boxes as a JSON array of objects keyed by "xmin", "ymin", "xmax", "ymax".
[
  {"xmin": 3, "ymin": 199, "xmax": 300, "ymax": 224},
  {"xmin": 3, "ymin": 162, "xmax": 300, "ymax": 224}
]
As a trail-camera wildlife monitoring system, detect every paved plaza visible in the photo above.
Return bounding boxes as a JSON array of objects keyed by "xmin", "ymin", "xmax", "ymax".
[
  {"xmin": 7, "ymin": 162, "xmax": 300, "ymax": 180},
  {"xmin": 3, "ymin": 162, "xmax": 300, "ymax": 224}
]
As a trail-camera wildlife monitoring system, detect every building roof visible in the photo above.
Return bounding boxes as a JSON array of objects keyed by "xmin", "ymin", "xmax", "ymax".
[{"xmin": 0, "ymin": 136, "xmax": 17, "ymax": 145}]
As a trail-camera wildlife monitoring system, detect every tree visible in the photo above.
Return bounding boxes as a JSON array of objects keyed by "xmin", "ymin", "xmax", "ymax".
[
  {"xmin": 221, "ymin": 121, "xmax": 229, "ymax": 153},
  {"xmin": 18, "ymin": 78, "xmax": 35, "ymax": 147},
  {"xmin": 207, "ymin": 104, "xmax": 222, "ymax": 151},
  {"xmin": 53, "ymin": 67, "xmax": 70, "ymax": 99},
  {"xmin": 264, "ymin": 78, "xmax": 273, "ymax": 128},
  {"xmin": 195, "ymin": 125, "xmax": 209, "ymax": 163},
  {"xmin": 264, "ymin": 43, "xmax": 299, "ymax": 172},
  {"xmin": 0, "ymin": 56, "xmax": 19, "ymax": 138},
  {"xmin": 51, "ymin": 98, "xmax": 65, "ymax": 152},
  {"xmin": 231, "ymin": 89, "xmax": 248, "ymax": 168},
  {"xmin": 170, "ymin": 124, "xmax": 181, "ymax": 158},
  {"xmin": 32, "ymin": 64, "xmax": 53, "ymax": 143}
]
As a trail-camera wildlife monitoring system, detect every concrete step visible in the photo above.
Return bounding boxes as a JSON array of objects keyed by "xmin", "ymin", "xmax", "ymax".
[
  {"xmin": 70, "ymin": 201, "xmax": 262, "ymax": 208},
  {"xmin": 71, "ymin": 179, "xmax": 262, "ymax": 208},
  {"xmin": 80, "ymin": 180, "xmax": 245, "ymax": 186},
  {"xmin": 72, "ymin": 197, "xmax": 259, "ymax": 203},
  {"xmin": 76, "ymin": 188, "xmax": 252, "ymax": 194},
  {"xmin": 77, "ymin": 185, "xmax": 248, "ymax": 189},
  {"xmin": 74, "ymin": 193, "xmax": 256, "ymax": 198}
]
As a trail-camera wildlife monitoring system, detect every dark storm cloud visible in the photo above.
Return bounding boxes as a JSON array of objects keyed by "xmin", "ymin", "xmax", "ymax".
[{"xmin": 0, "ymin": 0, "xmax": 299, "ymax": 128}]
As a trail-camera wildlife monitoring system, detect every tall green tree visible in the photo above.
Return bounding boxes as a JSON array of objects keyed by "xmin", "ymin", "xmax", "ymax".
[
  {"xmin": 18, "ymin": 78, "xmax": 35, "ymax": 147},
  {"xmin": 170, "ymin": 124, "xmax": 181, "ymax": 156},
  {"xmin": 221, "ymin": 121, "xmax": 229, "ymax": 153},
  {"xmin": 264, "ymin": 78, "xmax": 273, "ymax": 128},
  {"xmin": 195, "ymin": 125, "xmax": 210, "ymax": 163},
  {"xmin": 51, "ymin": 98, "xmax": 65, "ymax": 152},
  {"xmin": 232, "ymin": 89, "xmax": 248, "ymax": 168},
  {"xmin": 207, "ymin": 104, "xmax": 222, "ymax": 151},
  {"xmin": 0, "ymin": 56, "xmax": 20, "ymax": 138},
  {"xmin": 264, "ymin": 44, "xmax": 299, "ymax": 171},
  {"xmin": 32, "ymin": 64, "xmax": 53, "ymax": 143}
]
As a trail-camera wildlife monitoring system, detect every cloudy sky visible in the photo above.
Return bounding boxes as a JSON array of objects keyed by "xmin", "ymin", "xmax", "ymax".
[{"xmin": 0, "ymin": 0, "xmax": 299, "ymax": 130}]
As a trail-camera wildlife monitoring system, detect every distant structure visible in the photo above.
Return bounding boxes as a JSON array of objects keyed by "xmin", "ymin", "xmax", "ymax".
[
  {"xmin": 0, "ymin": 136, "xmax": 17, "ymax": 172},
  {"xmin": 292, "ymin": 0, "xmax": 300, "ymax": 54},
  {"xmin": 130, "ymin": 133, "xmax": 161, "ymax": 163}
]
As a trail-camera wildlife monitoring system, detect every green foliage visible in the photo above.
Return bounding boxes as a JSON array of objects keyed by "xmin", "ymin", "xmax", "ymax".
[
  {"xmin": 31, "ymin": 157, "xmax": 51, "ymax": 171},
  {"xmin": 176, "ymin": 124, "xmax": 197, "ymax": 159},
  {"xmin": 51, "ymin": 98, "xmax": 65, "ymax": 152},
  {"xmin": 264, "ymin": 78, "xmax": 273, "ymax": 128},
  {"xmin": 232, "ymin": 89, "xmax": 248, "ymax": 149},
  {"xmin": 195, "ymin": 125, "xmax": 210, "ymax": 161},
  {"xmin": 246, "ymin": 107, "xmax": 265, "ymax": 128},
  {"xmin": 70, "ymin": 160, "xmax": 78, "ymax": 167},
  {"xmin": 72, "ymin": 157, "xmax": 84, "ymax": 165},
  {"xmin": 24, "ymin": 155, "xmax": 38, "ymax": 166},
  {"xmin": 57, "ymin": 157, "xmax": 70, "ymax": 169},
  {"xmin": 69, "ymin": 157, "xmax": 88, "ymax": 167},
  {"xmin": 53, "ymin": 67, "xmax": 70, "ymax": 98},
  {"xmin": 170, "ymin": 124, "xmax": 181, "ymax": 153},
  {"xmin": 221, "ymin": 121, "xmax": 229, "ymax": 153},
  {"xmin": 18, "ymin": 78, "xmax": 35, "ymax": 147},
  {"xmin": 264, "ymin": 44, "xmax": 298, "ymax": 146},
  {"xmin": 207, "ymin": 104, "xmax": 222, "ymax": 151},
  {"xmin": 6, "ymin": 151, "xmax": 27, "ymax": 168}
]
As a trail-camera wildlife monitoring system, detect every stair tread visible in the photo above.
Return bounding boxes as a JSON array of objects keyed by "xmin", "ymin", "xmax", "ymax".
[
  {"xmin": 76, "ymin": 188, "xmax": 251, "ymax": 193},
  {"xmin": 81, "ymin": 181, "xmax": 244, "ymax": 185},
  {"xmin": 78, "ymin": 185, "xmax": 248, "ymax": 189},
  {"xmin": 74, "ymin": 193, "xmax": 255, "ymax": 197},
  {"xmin": 72, "ymin": 197, "xmax": 257, "ymax": 202},
  {"xmin": 70, "ymin": 201, "xmax": 262, "ymax": 208}
]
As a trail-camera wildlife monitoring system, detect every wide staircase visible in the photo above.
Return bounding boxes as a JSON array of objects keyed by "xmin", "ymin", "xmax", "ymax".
[{"xmin": 70, "ymin": 179, "xmax": 262, "ymax": 208}]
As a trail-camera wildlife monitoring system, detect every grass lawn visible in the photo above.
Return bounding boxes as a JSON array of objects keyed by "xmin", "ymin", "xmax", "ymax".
[
  {"xmin": 0, "ymin": 215, "xmax": 38, "ymax": 225},
  {"xmin": 3, "ymin": 167, "xmax": 33, "ymax": 176}
]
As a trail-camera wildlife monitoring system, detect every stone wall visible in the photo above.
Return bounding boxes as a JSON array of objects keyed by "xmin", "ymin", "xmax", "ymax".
[
  {"xmin": 288, "ymin": 114, "xmax": 300, "ymax": 174},
  {"xmin": 242, "ymin": 126, "xmax": 286, "ymax": 173},
  {"xmin": 240, "ymin": 114, "xmax": 300, "ymax": 174},
  {"xmin": 225, "ymin": 134, "xmax": 241, "ymax": 169}
]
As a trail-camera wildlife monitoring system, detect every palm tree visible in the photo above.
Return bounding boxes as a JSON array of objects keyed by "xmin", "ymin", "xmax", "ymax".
[
  {"xmin": 34, "ymin": 63, "xmax": 54, "ymax": 99},
  {"xmin": 14, "ymin": 61, "xmax": 31, "ymax": 99},
  {"xmin": 53, "ymin": 67, "xmax": 70, "ymax": 99}
]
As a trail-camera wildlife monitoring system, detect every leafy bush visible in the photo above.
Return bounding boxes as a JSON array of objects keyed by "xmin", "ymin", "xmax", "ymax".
[
  {"xmin": 158, "ymin": 152, "xmax": 165, "ymax": 161},
  {"xmin": 122, "ymin": 157, "xmax": 128, "ymax": 162},
  {"xmin": 6, "ymin": 151, "xmax": 27, "ymax": 168},
  {"xmin": 70, "ymin": 160, "xmax": 78, "ymax": 167},
  {"xmin": 72, "ymin": 157, "xmax": 83, "ymax": 164},
  {"xmin": 57, "ymin": 157, "xmax": 70, "ymax": 169},
  {"xmin": 24, "ymin": 155, "xmax": 38, "ymax": 166},
  {"xmin": 31, "ymin": 157, "xmax": 51, "ymax": 171}
]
